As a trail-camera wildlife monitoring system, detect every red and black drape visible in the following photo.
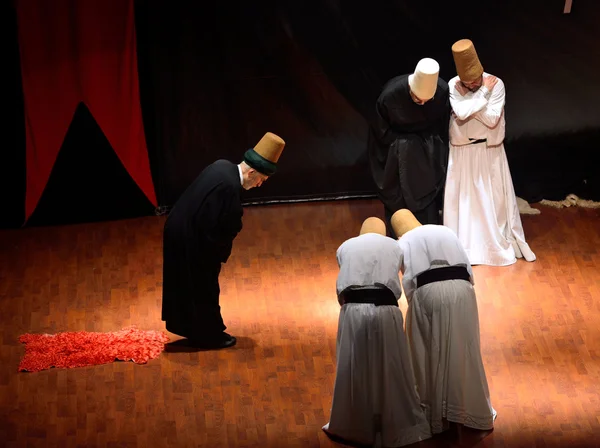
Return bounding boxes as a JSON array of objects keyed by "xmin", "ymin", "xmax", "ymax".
[{"xmin": 15, "ymin": 0, "xmax": 157, "ymax": 222}]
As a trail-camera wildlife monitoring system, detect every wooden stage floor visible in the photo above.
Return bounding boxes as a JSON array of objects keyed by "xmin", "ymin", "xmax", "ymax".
[{"xmin": 0, "ymin": 199, "xmax": 599, "ymax": 447}]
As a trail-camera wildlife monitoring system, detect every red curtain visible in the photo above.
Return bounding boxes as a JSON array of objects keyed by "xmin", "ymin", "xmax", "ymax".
[{"xmin": 16, "ymin": 0, "xmax": 157, "ymax": 222}]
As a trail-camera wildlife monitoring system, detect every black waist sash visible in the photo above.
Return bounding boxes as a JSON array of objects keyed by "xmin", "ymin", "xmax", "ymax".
[
  {"xmin": 468, "ymin": 138, "xmax": 487, "ymax": 145},
  {"xmin": 416, "ymin": 266, "xmax": 470, "ymax": 289},
  {"xmin": 340, "ymin": 284, "xmax": 398, "ymax": 307}
]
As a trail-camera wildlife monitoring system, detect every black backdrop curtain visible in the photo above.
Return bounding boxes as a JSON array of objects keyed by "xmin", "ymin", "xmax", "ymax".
[
  {"xmin": 2, "ymin": 0, "xmax": 600, "ymax": 228},
  {"xmin": 135, "ymin": 0, "xmax": 375, "ymax": 208}
]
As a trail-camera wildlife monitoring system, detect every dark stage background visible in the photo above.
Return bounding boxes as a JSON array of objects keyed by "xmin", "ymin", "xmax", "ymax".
[{"xmin": 2, "ymin": 0, "xmax": 599, "ymax": 228}]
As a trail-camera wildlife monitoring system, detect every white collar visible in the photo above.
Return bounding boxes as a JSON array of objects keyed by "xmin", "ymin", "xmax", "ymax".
[{"xmin": 237, "ymin": 164, "xmax": 243, "ymax": 186}]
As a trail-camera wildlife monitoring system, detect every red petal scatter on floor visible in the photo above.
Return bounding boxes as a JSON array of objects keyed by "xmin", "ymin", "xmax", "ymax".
[{"xmin": 18, "ymin": 326, "xmax": 169, "ymax": 372}]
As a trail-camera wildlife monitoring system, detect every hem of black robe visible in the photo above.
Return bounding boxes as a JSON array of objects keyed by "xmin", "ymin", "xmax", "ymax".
[{"xmin": 164, "ymin": 319, "xmax": 227, "ymax": 340}]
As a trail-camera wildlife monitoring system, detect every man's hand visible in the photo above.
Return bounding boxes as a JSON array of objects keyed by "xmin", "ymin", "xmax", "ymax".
[
  {"xmin": 483, "ymin": 75, "xmax": 498, "ymax": 91},
  {"xmin": 454, "ymin": 81, "xmax": 469, "ymax": 96}
]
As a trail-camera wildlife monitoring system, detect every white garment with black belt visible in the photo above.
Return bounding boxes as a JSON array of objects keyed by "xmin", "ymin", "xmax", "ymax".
[
  {"xmin": 398, "ymin": 225, "xmax": 496, "ymax": 433},
  {"xmin": 406, "ymin": 266, "xmax": 497, "ymax": 433},
  {"xmin": 323, "ymin": 233, "xmax": 431, "ymax": 447}
]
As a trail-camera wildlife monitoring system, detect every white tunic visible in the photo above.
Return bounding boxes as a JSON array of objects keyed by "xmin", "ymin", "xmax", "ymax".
[
  {"xmin": 443, "ymin": 73, "xmax": 536, "ymax": 266},
  {"xmin": 323, "ymin": 233, "xmax": 432, "ymax": 447},
  {"xmin": 397, "ymin": 225, "xmax": 474, "ymax": 302},
  {"xmin": 398, "ymin": 225, "xmax": 497, "ymax": 433},
  {"xmin": 335, "ymin": 233, "xmax": 403, "ymax": 299}
]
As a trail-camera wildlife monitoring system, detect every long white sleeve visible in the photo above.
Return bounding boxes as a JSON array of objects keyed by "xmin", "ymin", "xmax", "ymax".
[
  {"xmin": 473, "ymin": 79, "xmax": 505, "ymax": 128},
  {"xmin": 450, "ymin": 85, "xmax": 490, "ymax": 120}
]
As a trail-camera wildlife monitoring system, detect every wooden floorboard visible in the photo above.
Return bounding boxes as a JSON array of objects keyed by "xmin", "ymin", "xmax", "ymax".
[{"xmin": 0, "ymin": 199, "xmax": 599, "ymax": 447}]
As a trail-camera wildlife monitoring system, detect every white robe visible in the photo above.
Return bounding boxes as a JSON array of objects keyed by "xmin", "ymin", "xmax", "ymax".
[
  {"xmin": 398, "ymin": 225, "xmax": 497, "ymax": 433},
  {"xmin": 323, "ymin": 233, "xmax": 431, "ymax": 447},
  {"xmin": 443, "ymin": 73, "xmax": 536, "ymax": 266}
]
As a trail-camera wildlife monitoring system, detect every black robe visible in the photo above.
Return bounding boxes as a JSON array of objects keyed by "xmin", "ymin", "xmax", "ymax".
[
  {"xmin": 368, "ymin": 75, "xmax": 450, "ymax": 233},
  {"xmin": 162, "ymin": 159, "xmax": 244, "ymax": 339}
]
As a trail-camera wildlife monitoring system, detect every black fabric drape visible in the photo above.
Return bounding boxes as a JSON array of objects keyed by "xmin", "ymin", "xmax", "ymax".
[{"xmin": 134, "ymin": 0, "xmax": 375, "ymax": 209}]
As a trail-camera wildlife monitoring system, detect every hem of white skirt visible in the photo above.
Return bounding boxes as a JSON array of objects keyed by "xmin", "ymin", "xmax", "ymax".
[
  {"xmin": 466, "ymin": 247, "xmax": 535, "ymax": 267},
  {"xmin": 424, "ymin": 403, "xmax": 497, "ymax": 434},
  {"xmin": 322, "ymin": 422, "xmax": 432, "ymax": 447},
  {"xmin": 445, "ymin": 404, "xmax": 497, "ymax": 431},
  {"xmin": 465, "ymin": 249, "xmax": 516, "ymax": 267}
]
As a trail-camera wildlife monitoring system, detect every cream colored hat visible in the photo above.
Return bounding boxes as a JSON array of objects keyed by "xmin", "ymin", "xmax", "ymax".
[
  {"xmin": 391, "ymin": 209, "xmax": 422, "ymax": 238},
  {"xmin": 408, "ymin": 58, "xmax": 440, "ymax": 100},
  {"xmin": 452, "ymin": 39, "xmax": 484, "ymax": 83},
  {"xmin": 243, "ymin": 132, "xmax": 286, "ymax": 176},
  {"xmin": 359, "ymin": 217, "xmax": 386, "ymax": 236}
]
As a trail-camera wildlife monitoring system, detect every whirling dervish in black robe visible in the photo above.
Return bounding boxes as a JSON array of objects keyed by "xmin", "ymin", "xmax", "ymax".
[
  {"xmin": 162, "ymin": 132, "xmax": 286, "ymax": 349},
  {"xmin": 368, "ymin": 58, "xmax": 450, "ymax": 236}
]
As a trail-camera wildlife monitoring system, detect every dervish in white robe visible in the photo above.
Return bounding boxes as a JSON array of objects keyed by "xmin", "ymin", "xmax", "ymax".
[
  {"xmin": 443, "ymin": 39, "xmax": 536, "ymax": 266},
  {"xmin": 392, "ymin": 209, "xmax": 497, "ymax": 435},
  {"xmin": 323, "ymin": 217, "xmax": 431, "ymax": 447}
]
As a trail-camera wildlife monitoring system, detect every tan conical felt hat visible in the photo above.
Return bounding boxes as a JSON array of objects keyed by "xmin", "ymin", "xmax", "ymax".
[
  {"xmin": 359, "ymin": 217, "xmax": 386, "ymax": 236},
  {"xmin": 254, "ymin": 132, "xmax": 285, "ymax": 163},
  {"xmin": 244, "ymin": 132, "xmax": 286, "ymax": 176},
  {"xmin": 452, "ymin": 39, "xmax": 484, "ymax": 83},
  {"xmin": 391, "ymin": 209, "xmax": 422, "ymax": 238}
]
